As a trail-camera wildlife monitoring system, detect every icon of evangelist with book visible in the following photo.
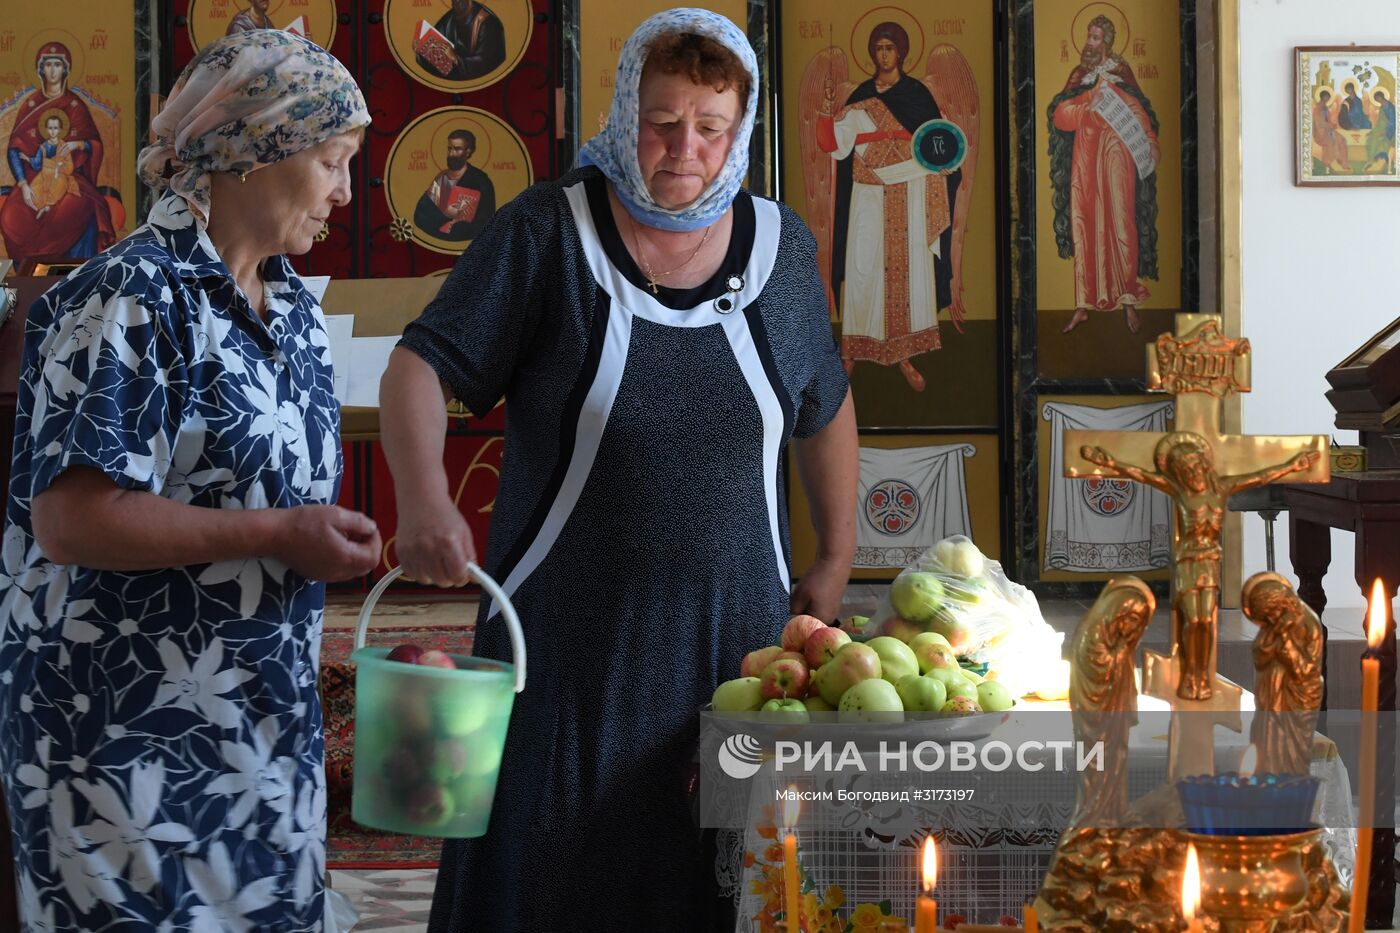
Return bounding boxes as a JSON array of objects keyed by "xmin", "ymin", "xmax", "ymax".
[
  {"xmin": 413, "ymin": 129, "xmax": 497, "ymax": 243},
  {"xmin": 412, "ymin": 0, "xmax": 506, "ymax": 81}
]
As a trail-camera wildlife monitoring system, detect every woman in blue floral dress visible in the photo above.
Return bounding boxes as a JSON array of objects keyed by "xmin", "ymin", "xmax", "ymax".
[{"xmin": 0, "ymin": 31, "xmax": 380, "ymax": 931}]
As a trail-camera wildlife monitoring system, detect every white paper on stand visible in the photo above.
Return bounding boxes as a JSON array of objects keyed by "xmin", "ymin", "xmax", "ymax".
[
  {"xmin": 302, "ymin": 275, "xmax": 332, "ymax": 303},
  {"xmin": 322, "ymin": 314, "xmax": 355, "ymax": 404},
  {"xmin": 346, "ymin": 335, "xmax": 400, "ymax": 407}
]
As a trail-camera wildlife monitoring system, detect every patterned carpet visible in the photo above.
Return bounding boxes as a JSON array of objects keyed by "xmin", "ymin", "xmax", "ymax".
[{"xmin": 320, "ymin": 621, "xmax": 475, "ymax": 868}]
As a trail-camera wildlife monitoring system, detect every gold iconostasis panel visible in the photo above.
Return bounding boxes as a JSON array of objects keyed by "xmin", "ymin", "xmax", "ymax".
[
  {"xmin": 1032, "ymin": 0, "xmax": 1183, "ymax": 378},
  {"xmin": 384, "ymin": 106, "xmax": 533, "ymax": 255},
  {"xmin": 789, "ymin": 434, "xmax": 1001, "ymax": 583},
  {"xmin": 0, "ymin": 5, "xmax": 138, "ymax": 267},
  {"xmin": 578, "ymin": 0, "xmax": 747, "ymax": 141},
  {"xmin": 187, "ymin": 0, "xmax": 339, "ymax": 52},
  {"xmin": 780, "ymin": 2, "xmax": 997, "ymax": 430}
]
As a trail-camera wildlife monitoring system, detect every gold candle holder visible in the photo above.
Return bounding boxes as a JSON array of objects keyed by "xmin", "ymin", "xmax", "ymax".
[{"xmin": 1186, "ymin": 828, "xmax": 1322, "ymax": 933}]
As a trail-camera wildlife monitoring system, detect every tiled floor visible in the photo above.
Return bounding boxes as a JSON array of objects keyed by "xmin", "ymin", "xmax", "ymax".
[{"xmin": 328, "ymin": 868, "xmax": 435, "ymax": 931}]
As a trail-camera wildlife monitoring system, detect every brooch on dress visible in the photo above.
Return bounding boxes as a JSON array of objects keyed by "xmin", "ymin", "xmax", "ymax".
[{"xmin": 714, "ymin": 273, "xmax": 744, "ymax": 314}]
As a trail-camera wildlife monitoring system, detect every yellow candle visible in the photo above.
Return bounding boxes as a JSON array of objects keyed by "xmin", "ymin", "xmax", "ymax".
[
  {"xmin": 783, "ymin": 791, "xmax": 801, "ymax": 932},
  {"xmin": 1349, "ymin": 580, "xmax": 1386, "ymax": 933},
  {"xmin": 915, "ymin": 836, "xmax": 938, "ymax": 933},
  {"xmin": 1183, "ymin": 843, "xmax": 1204, "ymax": 933},
  {"xmin": 1024, "ymin": 901, "xmax": 1038, "ymax": 933}
]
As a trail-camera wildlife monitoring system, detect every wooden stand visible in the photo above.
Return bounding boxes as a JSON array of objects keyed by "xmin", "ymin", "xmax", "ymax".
[{"xmin": 1284, "ymin": 472, "xmax": 1400, "ymax": 928}]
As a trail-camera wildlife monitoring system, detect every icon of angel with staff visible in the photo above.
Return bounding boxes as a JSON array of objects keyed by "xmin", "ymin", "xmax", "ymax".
[{"xmin": 797, "ymin": 18, "xmax": 979, "ymax": 393}]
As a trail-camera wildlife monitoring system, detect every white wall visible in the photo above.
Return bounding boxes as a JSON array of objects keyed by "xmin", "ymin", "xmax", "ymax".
[{"xmin": 1239, "ymin": 0, "xmax": 1400, "ymax": 609}]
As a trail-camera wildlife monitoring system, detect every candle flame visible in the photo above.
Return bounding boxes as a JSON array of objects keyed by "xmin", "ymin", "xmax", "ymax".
[
  {"xmin": 1182, "ymin": 844, "xmax": 1201, "ymax": 919},
  {"xmin": 783, "ymin": 787, "xmax": 800, "ymax": 829},
  {"xmin": 922, "ymin": 836, "xmax": 938, "ymax": 893},
  {"xmin": 1239, "ymin": 744, "xmax": 1258, "ymax": 778},
  {"xmin": 1368, "ymin": 579, "xmax": 1388, "ymax": 650}
]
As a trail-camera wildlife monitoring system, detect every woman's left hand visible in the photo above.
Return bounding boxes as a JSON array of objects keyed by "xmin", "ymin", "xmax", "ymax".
[{"xmin": 789, "ymin": 555, "xmax": 849, "ymax": 623}]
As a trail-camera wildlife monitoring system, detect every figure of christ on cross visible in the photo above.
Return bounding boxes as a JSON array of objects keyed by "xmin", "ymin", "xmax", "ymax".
[{"xmin": 1081, "ymin": 433, "xmax": 1321, "ymax": 700}]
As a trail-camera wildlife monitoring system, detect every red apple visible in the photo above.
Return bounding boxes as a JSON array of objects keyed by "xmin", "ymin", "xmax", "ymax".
[
  {"xmin": 740, "ymin": 645, "xmax": 785, "ymax": 679},
  {"xmin": 780, "ymin": 615, "xmax": 827, "ymax": 652},
  {"xmin": 425, "ymin": 738, "xmax": 469, "ymax": 783},
  {"xmin": 760, "ymin": 656, "xmax": 810, "ymax": 700},
  {"xmin": 804, "ymin": 626, "xmax": 851, "ymax": 668},
  {"xmin": 386, "ymin": 643, "xmax": 424, "ymax": 664},
  {"xmin": 416, "ymin": 650, "xmax": 457, "ymax": 669},
  {"xmin": 403, "ymin": 782, "xmax": 456, "ymax": 826}
]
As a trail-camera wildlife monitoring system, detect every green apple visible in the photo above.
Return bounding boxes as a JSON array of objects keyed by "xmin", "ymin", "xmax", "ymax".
[
  {"xmin": 977, "ymin": 681, "xmax": 1015, "ymax": 713},
  {"xmin": 944, "ymin": 677, "xmax": 979, "ymax": 702},
  {"xmin": 761, "ymin": 698, "xmax": 811, "ymax": 721},
  {"xmin": 838, "ymin": 678, "xmax": 904, "ymax": 720},
  {"xmin": 867, "ymin": 636, "xmax": 920, "ymax": 684},
  {"xmin": 463, "ymin": 737, "xmax": 504, "ymax": 778},
  {"xmin": 895, "ymin": 674, "xmax": 946, "ymax": 712},
  {"xmin": 925, "ymin": 668, "xmax": 966, "ymax": 690},
  {"xmin": 818, "ymin": 643, "xmax": 882, "ymax": 706},
  {"xmin": 913, "ymin": 639, "xmax": 959, "ymax": 675},
  {"xmin": 910, "ymin": 630, "xmax": 952, "ymax": 655},
  {"xmin": 712, "ymin": 677, "xmax": 765, "ymax": 712},
  {"xmin": 845, "ymin": 615, "xmax": 870, "ymax": 635},
  {"xmin": 960, "ymin": 668, "xmax": 985, "ymax": 685},
  {"xmin": 890, "ymin": 571, "xmax": 945, "ymax": 624},
  {"xmin": 942, "ymin": 695, "xmax": 982, "ymax": 715},
  {"xmin": 802, "ymin": 695, "xmax": 835, "ymax": 713}
]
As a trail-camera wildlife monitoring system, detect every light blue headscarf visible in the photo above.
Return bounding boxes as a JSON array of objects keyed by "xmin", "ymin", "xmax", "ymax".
[{"xmin": 579, "ymin": 8, "xmax": 758, "ymax": 232}]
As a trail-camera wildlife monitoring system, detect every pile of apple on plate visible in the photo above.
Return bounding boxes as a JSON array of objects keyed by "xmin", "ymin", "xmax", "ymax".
[
  {"xmin": 711, "ymin": 614, "xmax": 1015, "ymax": 721},
  {"xmin": 711, "ymin": 536, "xmax": 1066, "ymax": 720}
]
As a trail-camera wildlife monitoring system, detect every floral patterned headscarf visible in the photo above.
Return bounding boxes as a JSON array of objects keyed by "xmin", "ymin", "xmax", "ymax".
[
  {"xmin": 579, "ymin": 8, "xmax": 758, "ymax": 233},
  {"xmin": 137, "ymin": 29, "xmax": 369, "ymax": 224}
]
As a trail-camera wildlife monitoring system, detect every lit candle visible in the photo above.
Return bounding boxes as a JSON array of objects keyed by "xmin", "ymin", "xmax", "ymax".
[
  {"xmin": 783, "ymin": 790, "xmax": 801, "ymax": 933},
  {"xmin": 1182, "ymin": 843, "xmax": 1204, "ymax": 933},
  {"xmin": 915, "ymin": 836, "xmax": 938, "ymax": 933},
  {"xmin": 1024, "ymin": 901, "xmax": 1038, "ymax": 932},
  {"xmin": 1348, "ymin": 580, "xmax": 1386, "ymax": 933}
]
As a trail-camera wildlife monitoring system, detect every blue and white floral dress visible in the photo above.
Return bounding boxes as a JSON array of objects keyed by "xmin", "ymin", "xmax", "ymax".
[{"xmin": 0, "ymin": 190, "xmax": 342, "ymax": 931}]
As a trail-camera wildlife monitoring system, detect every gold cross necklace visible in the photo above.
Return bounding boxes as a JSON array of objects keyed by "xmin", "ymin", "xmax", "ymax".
[{"xmin": 628, "ymin": 214, "xmax": 711, "ymax": 294}]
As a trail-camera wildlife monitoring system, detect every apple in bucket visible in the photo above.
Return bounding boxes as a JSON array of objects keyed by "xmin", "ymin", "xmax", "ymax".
[
  {"xmin": 404, "ymin": 783, "xmax": 456, "ymax": 827},
  {"xmin": 387, "ymin": 643, "xmax": 425, "ymax": 664},
  {"xmin": 416, "ymin": 650, "xmax": 457, "ymax": 669}
]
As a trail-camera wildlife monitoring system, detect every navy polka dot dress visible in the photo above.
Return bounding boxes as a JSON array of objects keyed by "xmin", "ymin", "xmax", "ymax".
[{"xmin": 401, "ymin": 167, "xmax": 847, "ymax": 931}]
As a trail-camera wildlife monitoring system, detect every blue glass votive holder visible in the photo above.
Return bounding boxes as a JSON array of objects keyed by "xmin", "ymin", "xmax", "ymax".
[{"xmin": 1176, "ymin": 772, "xmax": 1321, "ymax": 835}]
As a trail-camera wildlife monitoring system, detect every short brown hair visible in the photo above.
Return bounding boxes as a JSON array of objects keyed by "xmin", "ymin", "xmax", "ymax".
[{"xmin": 644, "ymin": 32, "xmax": 750, "ymax": 104}]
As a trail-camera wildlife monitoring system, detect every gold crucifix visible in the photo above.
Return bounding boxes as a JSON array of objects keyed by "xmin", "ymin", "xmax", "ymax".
[{"xmin": 1064, "ymin": 314, "xmax": 1329, "ymax": 776}]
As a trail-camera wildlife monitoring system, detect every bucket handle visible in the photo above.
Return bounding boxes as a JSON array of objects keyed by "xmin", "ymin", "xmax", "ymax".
[{"xmin": 353, "ymin": 564, "xmax": 527, "ymax": 694}]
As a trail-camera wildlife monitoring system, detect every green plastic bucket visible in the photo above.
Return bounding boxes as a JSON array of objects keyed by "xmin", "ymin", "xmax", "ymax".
[{"xmin": 349, "ymin": 564, "xmax": 526, "ymax": 838}]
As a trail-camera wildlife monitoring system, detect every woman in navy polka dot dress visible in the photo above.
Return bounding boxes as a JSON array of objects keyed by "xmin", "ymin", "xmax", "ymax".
[{"xmin": 381, "ymin": 10, "xmax": 858, "ymax": 930}]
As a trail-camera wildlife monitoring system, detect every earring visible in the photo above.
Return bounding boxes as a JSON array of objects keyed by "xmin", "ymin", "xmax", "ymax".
[{"xmin": 238, "ymin": 171, "xmax": 248, "ymax": 184}]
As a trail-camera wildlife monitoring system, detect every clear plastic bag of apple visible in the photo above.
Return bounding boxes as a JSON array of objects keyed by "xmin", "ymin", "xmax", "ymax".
[{"xmin": 868, "ymin": 534, "xmax": 1063, "ymax": 699}]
